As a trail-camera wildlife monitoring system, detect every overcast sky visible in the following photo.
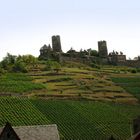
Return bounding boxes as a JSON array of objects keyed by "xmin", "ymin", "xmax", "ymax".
[{"xmin": 0, "ymin": 0, "xmax": 140, "ymax": 60}]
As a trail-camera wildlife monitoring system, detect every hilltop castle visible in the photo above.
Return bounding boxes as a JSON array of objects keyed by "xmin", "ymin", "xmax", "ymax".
[{"xmin": 39, "ymin": 35, "xmax": 140, "ymax": 68}]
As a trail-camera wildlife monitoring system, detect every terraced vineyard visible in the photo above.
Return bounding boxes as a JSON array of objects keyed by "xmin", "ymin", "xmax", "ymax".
[
  {"xmin": 0, "ymin": 73, "xmax": 45, "ymax": 94},
  {"xmin": 30, "ymin": 67, "xmax": 137, "ymax": 103},
  {"xmin": 112, "ymin": 76, "xmax": 140, "ymax": 101}
]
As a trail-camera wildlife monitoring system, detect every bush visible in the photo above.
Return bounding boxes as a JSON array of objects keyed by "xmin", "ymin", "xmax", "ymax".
[
  {"xmin": 131, "ymin": 69, "xmax": 137, "ymax": 73},
  {"xmin": 45, "ymin": 60, "xmax": 61, "ymax": 73},
  {"xmin": 90, "ymin": 63, "xmax": 101, "ymax": 69},
  {"xmin": 12, "ymin": 61, "xmax": 27, "ymax": 73}
]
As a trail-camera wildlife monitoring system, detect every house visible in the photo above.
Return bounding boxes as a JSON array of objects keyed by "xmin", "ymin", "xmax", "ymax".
[
  {"xmin": 0, "ymin": 122, "xmax": 60, "ymax": 140},
  {"xmin": 129, "ymin": 131, "xmax": 140, "ymax": 140}
]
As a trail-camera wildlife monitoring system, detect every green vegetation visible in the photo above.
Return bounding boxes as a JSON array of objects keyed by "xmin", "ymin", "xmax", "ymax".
[
  {"xmin": 0, "ymin": 53, "xmax": 38, "ymax": 73},
  {"xmin": 31, "ymin": 99, "xmax": 140, "ymax": 140},
  {"xmin": 29, "ymin": 66, "xmax": 137, "ymax": 104},
  {"xmin": 44, "ymin": 60, "xmax": 61, "ymax": 73},
  {"xmin": 0, "ymin": 97, "xmax": 140, "ymax": 139},
  {"xmin": 0, "ymin": 97, "xmax": 50, "ymax": 126},
  {"xmin": 0, "ymin": 73, "xmax": 45, "ymax": 94},
  {"xmin": 112, "ymin": 76, "xmax": 140, "ymax": 101},
  {"xmin": 0, "ymin": 56, "xmax": 140, "ymax": 140}
]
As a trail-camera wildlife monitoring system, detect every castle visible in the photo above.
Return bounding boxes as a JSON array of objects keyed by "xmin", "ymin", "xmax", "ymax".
[{"xmin": 39, "ymin": 35, "xmax": 140, "ymax": 68}]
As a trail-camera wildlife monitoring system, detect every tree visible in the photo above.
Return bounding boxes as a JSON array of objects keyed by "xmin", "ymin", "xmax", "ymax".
[
  {"xmin": 67, "ymin": 47, "xmax": 76, "ymax": 54},
  {"xmin": 45, "ymin": 60, "xmax": 61, "ymax": 73},
  {"xmin": 12, "ymin": 60, "xmax": 27, "ymax": 73},
  {"xmin": 0, "ymin": 53, "xmax": 17, "ymax": 71},
  {"xmin": 16, "ymin": 55, "xmax": 38, "ymax": 70},
  {"xmin": 90, "ymin": 50, "xmax": 99, "ymax": 57}
]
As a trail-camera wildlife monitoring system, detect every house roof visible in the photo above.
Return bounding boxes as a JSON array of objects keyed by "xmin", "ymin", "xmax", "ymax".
[
  {"xmin": 0, "ymin": 124, "xmax": 60, "ymax": 140},
  {"xmin": 129, "ymin": 131, "xmax": 140, "ymax": 140}
]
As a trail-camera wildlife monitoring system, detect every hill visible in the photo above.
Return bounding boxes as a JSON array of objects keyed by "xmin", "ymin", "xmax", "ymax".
[{"xmin": 0, "ymin": 60, "xmax": 140, "ymax": 139}]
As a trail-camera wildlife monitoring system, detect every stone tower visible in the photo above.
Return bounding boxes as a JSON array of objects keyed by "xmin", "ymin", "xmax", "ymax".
[
  {"xmin": 52, "ymin": 35, "xmax": 62, "ymax": 52},
  {"xmin": 98, "ymin": 41, "xmax": 108, "ymax": 58}
]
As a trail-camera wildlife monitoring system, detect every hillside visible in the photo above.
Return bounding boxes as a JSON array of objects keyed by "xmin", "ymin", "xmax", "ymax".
[
  {"xmin": 0, "ymin": 62, "xmax": 139, "ymax": 104},
  {"xmin": 0, "ymin": 61, "xmax": 140, "ymax": 139}
]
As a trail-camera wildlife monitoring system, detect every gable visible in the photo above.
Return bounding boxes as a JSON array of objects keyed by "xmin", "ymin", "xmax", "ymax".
[
  {"xmin": 0, "ymin": 123, "xmax": 60, "ymax": 140},
  {"xmin": 0, "ymin": 122, "xmax": 20, "ymax": 140}
]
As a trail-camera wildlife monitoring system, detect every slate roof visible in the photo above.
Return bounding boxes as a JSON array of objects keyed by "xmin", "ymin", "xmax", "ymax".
[
  {"xmin": 0, "ymin": 124, "xmax": 60, "ymax": 140},
  {"xmin": 129, "ymin": 131, "xmax": 140, "ymax": 140}
]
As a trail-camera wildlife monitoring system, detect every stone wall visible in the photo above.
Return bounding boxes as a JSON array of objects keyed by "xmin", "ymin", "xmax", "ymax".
[
  {"xmin": 125, "ymin": 60, "xmax": 140, "ymax": 68},
  {"xmin": 60, "ymin": 55, "xmax": 108, "ymax": 65}
]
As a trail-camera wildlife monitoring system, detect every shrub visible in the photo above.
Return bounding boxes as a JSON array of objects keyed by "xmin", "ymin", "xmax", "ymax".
[
  {"xmin": 131, "ymin": 69, "xmax": 137, "ymax": 73},
  {"xmin": 12, "ymin": 61, "xmax": 27, "ymax": 73},
  {"xmin": 45, "ymin": 60, "xmax": 61, "ymax": 73}
]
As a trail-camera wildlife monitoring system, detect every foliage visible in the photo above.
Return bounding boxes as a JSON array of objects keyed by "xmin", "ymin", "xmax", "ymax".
[
  {"xmin": 17, "ymin": 54, "xmax": 38, "ymax": 66},
  {"xmin": 90, "ymin": 49, "xmax": 99, "ymax": 56},
  {"xmin": 45, "ymin": 60, "xmax": 61, "ymax": 73},
  {"xmin": 131, "ymin": 69, "xmax": 137, "ymax": 73},
  {"xmin": 12, "ymin": 61, "xmax": 27, "ymax": 73},
  {"xmin": 0, "ymin": 53, "xmax": 38, "ymax": 73},
  {"xmin": 66, "ymin": 47, "xmax": 76, "ymax": 54},
  {"xmin": 90, "ymin": 63, "xmax": 101, "ymax": 69},
  {"xmin": 0, "ymin": 53, "xmax": 17, "ymax": 71}
]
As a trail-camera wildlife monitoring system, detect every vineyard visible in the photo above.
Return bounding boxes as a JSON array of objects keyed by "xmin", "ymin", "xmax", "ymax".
[
  {"xmin": 31, "ymin": 99, "xmax": 140, "ymax": 140},
  {"xmin": 0, "ymin": 97, "xmax": 140, "ymax": 140},
  {"xmin": 112, "ymin": 76, "xmax": 140, "ymax": 101},
  {"xmin": 0, "ymin": 65, "xmax": 140, "ymax": 139},
  {"xmin": 0, "ymin": 97, "xmax": 50, "ymax": 126},
  {"xmin": 0, "ymin": 73, "xmax": 45, "ymax": 94}
]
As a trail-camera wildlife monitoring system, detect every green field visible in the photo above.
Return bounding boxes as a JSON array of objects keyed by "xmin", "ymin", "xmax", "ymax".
[
  {"xmin": 0, "ymin": 97, "xmax": 140, "ymax": 140},
  {"xmin": 112, "ymin": 76, "xmax": 140, "ymax": 101}
]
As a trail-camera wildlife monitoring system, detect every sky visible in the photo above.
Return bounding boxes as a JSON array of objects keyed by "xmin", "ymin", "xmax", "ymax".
[{"xmin": 0, "ymin": 0, "xmax": 140, "ymax": 60}]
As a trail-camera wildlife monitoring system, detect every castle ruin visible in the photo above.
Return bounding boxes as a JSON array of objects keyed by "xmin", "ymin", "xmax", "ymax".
[{"xmin": 39, "ymin": 35, "xmax": 140, "ymax": 68}]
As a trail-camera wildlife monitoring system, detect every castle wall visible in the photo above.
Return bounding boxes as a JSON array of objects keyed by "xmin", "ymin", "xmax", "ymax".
[
  {"xmin": 108, "ymin": 55, "xmax": 126, "ymax": 65},
  {"xmin": 60, "ymin": 55, "xmax": 108, "ymax": 65},
  {"xmin": 125, "ymin": 60, "xmax": 140, "ymax": 68},
  {"xmin": 113, "ymin": 60, "xmax": 140, "ymax": 68}
]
